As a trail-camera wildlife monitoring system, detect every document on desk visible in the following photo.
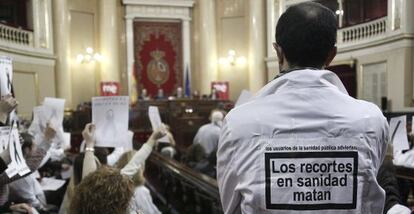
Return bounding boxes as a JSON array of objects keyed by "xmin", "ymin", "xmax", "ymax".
[
  {"xmin": 40, "ymin": 177, "xmax": 66, "ymax": 191},
  {"xmin": 390, "ymin": 116, "xmax": 409, "ymax": 152}
]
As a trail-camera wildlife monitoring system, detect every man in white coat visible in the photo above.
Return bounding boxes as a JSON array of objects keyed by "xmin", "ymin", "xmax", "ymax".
[{"xmin": 217, "ymin": 2, "xmax": 391, "ymax": 214}]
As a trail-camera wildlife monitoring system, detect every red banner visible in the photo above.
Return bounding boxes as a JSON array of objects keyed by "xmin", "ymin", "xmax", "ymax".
[
  {"xmin": 211, "ymin": 81, "xmax": 229, "ymax": 100},
  {"xmin": 134, "ymin": 21, "xmax": 183, "ymax": 97},
  {"xmin": 100, "ymin": 82, "xmax": 120, "ymax": 96}
]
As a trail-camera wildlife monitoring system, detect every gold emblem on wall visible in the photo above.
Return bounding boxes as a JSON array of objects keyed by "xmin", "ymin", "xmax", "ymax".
[{"xmin": 147, "ymin": 50, "xmax": 170, "ymax": 87}]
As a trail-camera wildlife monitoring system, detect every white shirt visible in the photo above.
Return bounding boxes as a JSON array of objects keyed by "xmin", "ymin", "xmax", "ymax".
[
  {"xmin": 129, "ymin": 186, "xmax": 161, "ymax": 214},
  {"xmin": 193, "ymin": 123, "xmax": 221, "ymax": 156},
  {"xmin": 217, "ymin": 69, "xmax": 389, "ymax": 214},
  {"xmin": 9, "ymin": 173, "xmax": 46, "ymax": 208}
]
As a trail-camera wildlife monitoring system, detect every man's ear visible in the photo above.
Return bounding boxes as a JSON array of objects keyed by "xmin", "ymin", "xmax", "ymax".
[
  {"xmin": 273, "ymin": 43, "xmax": 284, "ymax": 65},
  {"xmin": 324, "ymin": 47, "xmax": 337, "ymax": 67}
]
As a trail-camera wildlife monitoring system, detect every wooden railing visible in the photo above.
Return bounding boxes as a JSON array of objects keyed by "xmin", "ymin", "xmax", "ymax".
[
  {"xmin": 0, "ymin": 23, "xmax": 33, "ymax": 46},
  {"xmin": 146, "ymin": 152, "xmax": 223, "ymax": 214}
]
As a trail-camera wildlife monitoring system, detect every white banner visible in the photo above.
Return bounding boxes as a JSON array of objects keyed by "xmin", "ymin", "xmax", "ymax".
[{"xmin": 92, "ymin": 96, "xmax": 129, "ymax": 147}]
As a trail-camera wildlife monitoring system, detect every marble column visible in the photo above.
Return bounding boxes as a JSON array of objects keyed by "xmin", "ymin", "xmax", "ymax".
[
  {"xmin": 182, "ymin": 18, "xmax": 191, "ymax": 87},
  {"xmin": 52, "ymin": 0, "xmax": 72, "ymax": 107},
  {"xmin": 248, "ymin": 0, "xmax": 267, "ymax": 92},
  {"xmin": 198, "ymin": 0, "xmax": 218, "ymax": 95},
  {"xmin": 99, "ymin": 0, "xmax": 120, "ymax": 82}
]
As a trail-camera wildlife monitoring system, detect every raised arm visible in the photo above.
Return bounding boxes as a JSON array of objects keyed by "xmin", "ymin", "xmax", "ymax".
[
  {"xmin": 81, "ymin": 123, "xmax": 97, "ymax": 179},
  {"xmin": 120, "ymin": 128, "xmax": 165, "ymax": 177}
]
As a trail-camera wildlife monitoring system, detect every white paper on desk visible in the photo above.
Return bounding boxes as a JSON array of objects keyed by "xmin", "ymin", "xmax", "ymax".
[
  {"xmin": 92, "ymin": 96, "xmax": 129, "ymax": 147},
  {"xmin": 6, "ymin": 124, "xmax": 30, "ymax": 177},
  {"xmin": 390, "ymin": 116, "xmax": 409, "ymax": 152},
  {"xmin": 235, "ymin": 90, "xmax": 253, "ymax": 107},
  {"xmin": 61, "ymin": 166, "xmax": 73, "ymax": 180},
  {"xmin": 148, "ymin": 106, "xmax": 168, "ymax": 142},
  {"xmin": 0, "ymin": 56, "xmax": 13, "ymax": 96},
  {"xmin": 40, "ymin": 177, "xmax": 66, "ymax": 191}
]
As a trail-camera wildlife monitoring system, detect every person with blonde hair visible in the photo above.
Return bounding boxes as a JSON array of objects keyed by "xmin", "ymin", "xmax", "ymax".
[{"xmin": 68, "ymin": 123, "xmax": 165, "ymax": 214}]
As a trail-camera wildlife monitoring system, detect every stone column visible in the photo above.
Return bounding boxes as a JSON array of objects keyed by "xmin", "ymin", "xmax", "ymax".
[
  {"xmin": 52, "ymin": 0, "xmax": 72, "ymax": 107},
  {"xmin": 248, "ymin": 0, "xmax": 266, "ymax": 92},
  {"xmin": 198, "ymin": 0, "xmax": 218, "ymax": 95},
  {"xmin": 182, "ymin": 18, "xmax": 191, "ymax": 87},
  {"xmin": 99, "ymin": 0, "xmax": 120, "ymax": 82}
]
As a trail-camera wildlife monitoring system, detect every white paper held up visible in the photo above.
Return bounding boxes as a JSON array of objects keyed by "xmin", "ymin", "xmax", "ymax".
[
  {"xmin": 6, "ymin": 123, "xmax": 30, "ymax": 177},
  {"xmin": 0, "ymin": 56, "xmax": 13, "ymax": 96},
  {"xmin": 148, "ymin": 106, "xmax": 168, "ymax": 142},
  {"xmin": 92, "ymin": 96, "xmax": 129, "ymax": 147},
  {"xmin": 390, "ymin": 116, "xmax": 409, "ymax": 152}
]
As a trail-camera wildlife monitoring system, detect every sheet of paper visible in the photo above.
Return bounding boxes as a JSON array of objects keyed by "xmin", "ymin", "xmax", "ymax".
[
  {"xmin": 0, "ymin": 56, "xmax": 13, "ymax": 96},
  {"xmin": 390, "ymin": 116, "xmax": 409, "ymax": 152},
  {"xmin": 148, "ymin": 106, "xmax": 162, "ymax": 130},
  {"xmin": 411, "ymin": 116, "xmax": 414, "ymax": 135},
  {"xmin": 92, "ymin": 96, "xmax": 129, "ymax": 147},
  {"xmin": 43, "ymin": 97, "xmax": 65, "ymax": 129},
  {"xmin": 148, "ymin": 106, "xmax": 168, "ymax": 142},
  {"xmin": 126, "ymin": 130, "xmax": 134, "ymax": 150},
  {"xmin": 61, "ymin": 166, "xmax": 73, "ymax": 180},
  {"xmin": 40, "ymin": 177, "xmax": 66, "ymax": 191},
  {"xmin": 61, "ymin": 132, "xmax": 71, "ymax": 150},
  {"xmin": 235, "ymin": 90, "xmax": 253, "ymax": 107},
  {"xmin": 6, "ymin": 124, "xmax": 30, "ymax": 177},
  {"xmin": 0, "ymin": 127, "xmax": 9, "ymax": 153}
]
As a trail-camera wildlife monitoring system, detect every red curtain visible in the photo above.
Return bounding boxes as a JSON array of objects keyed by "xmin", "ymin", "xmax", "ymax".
[{"xmin": 133, "ymin": 21, "xmax": 183, "ymax": 97}]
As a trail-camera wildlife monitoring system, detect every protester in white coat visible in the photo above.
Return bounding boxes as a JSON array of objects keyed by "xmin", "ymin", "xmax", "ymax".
[{"xmin": 217, "ymin": 2, "xmax": 389, "ymax": 214}]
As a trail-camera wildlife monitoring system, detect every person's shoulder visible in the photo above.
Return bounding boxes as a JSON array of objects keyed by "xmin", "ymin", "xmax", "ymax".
[{"xmin": 354, "ymin": 99, "xmax": 385, "ymax": 119}]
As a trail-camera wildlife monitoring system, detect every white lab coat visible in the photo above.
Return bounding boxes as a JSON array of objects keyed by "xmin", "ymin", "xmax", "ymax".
[
  {"xmin": 193, "ymin": 123, "xmax": 221, "ymax": 156},
  {"xmin": 217, "ymin": 69, "xmax": 389, "ymax": 214},
  {"xmin": 129, "ymin": 186, "xmax": 161, "ymax": 214}
]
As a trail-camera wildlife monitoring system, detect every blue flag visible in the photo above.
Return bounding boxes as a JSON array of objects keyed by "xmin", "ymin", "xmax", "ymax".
[{"xmin": 185, "ymin": 65, "xmax": 191, "ymax": 97}]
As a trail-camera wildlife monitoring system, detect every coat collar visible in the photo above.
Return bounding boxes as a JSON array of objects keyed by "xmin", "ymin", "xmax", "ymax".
[{"xmin": 254, "ymin": 69, "xmax": 348, "ymax": 100}]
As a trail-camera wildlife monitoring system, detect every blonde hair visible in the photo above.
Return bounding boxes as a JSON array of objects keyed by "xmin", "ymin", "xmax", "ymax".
[
  {"xmin": 116, "ymin": 150, "xmax": 146, "ymax": 187},
  {"xmin": 70, "ymin": 166, "xmax": 134, "ymax": 214}
]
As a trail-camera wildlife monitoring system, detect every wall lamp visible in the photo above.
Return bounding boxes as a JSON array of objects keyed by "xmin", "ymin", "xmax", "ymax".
[
  {"xmin": 76, "ymin": 47, "xmax": 102, "ymax": 63},
  {"xmin": 218, "ymin": 50, "xmax": 246, "ymax": 67}
]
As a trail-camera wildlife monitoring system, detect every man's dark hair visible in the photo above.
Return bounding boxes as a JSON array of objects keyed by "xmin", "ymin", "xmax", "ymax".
[{"xmin": 275, "ymin": 2, "xmax": 337, "ymax": 68}]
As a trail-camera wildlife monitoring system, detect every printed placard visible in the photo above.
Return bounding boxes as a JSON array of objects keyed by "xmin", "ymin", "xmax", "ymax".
[
  {"xmin": 0, "ymin": 56, "xmax": 13, "ymax": 96},
  {"xmin": 265, "ymin": 151, "xmax": 358, "ymax": 210},
  {"xmin": 6, "ymin": 124, "xmax": 30, "ymax": 177},
  {"xmin": 92, "ymin": 96, "xmax": 129, "ymax": 147}
]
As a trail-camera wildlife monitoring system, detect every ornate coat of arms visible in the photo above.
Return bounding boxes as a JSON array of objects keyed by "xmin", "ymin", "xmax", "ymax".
[{"xmin": 147, "ymin": 50, "xmax": 170, "ymax": 87}]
